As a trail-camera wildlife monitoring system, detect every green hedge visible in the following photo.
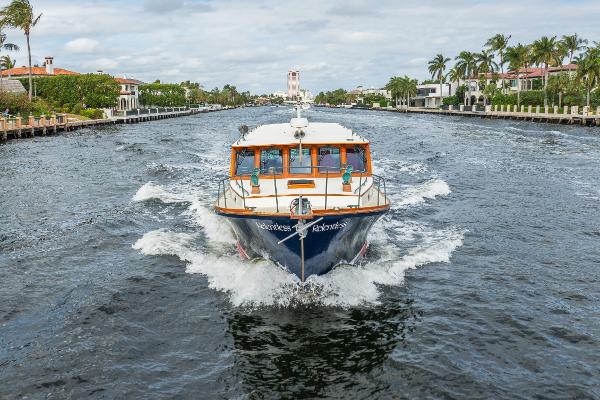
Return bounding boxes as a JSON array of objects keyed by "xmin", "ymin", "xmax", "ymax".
[
  {"xmin": 79, "ymin": 108, "xmax": 105, "ymax": 119},
  {"xmin": 491, "ymin": 90, "xmax": 600, "ymax": 107},
  {"xmin": 443, "ymin": 95, "xmax": 460, "ymax": 106},
  {"xmin": 0, "ymin": 92, "xmax": 52, "ymax": 116},
  {"xmin": 18, "ymin": 74, "xmax": 119, "ymax": 108},
  {"xmin": 139, "ymin": 83, "xmax": 186, "ymax": 107}
]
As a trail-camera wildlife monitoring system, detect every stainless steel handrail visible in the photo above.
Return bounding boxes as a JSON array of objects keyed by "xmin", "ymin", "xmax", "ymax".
[{"xmin": 215, "ymin": 166, "xmax": 389, "ymax": 212}]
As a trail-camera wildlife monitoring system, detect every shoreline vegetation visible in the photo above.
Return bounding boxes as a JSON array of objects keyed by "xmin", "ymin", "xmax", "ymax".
[{"xmin": 315, "ymin": 34, "xmax": 600, "ymax": 118}]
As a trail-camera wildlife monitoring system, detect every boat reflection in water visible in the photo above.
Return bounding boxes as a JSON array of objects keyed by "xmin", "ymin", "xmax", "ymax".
[
  {"xmin": 227, "ymin": 297, "xmax": 420, "ymax": 398},
  {"xmin": 214, "ymin": 105, "xmax": 390, "ymax": 284}
]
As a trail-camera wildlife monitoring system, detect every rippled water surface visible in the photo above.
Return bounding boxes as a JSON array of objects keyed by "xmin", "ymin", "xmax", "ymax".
[{"xmin": 1, "ymin": 107, "xmax": 599, "ymax": 399}]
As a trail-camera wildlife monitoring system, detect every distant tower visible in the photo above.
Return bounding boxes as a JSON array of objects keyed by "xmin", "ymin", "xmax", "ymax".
[
  {"xmin": 44, "ymin": 56, "xmax": 54, "ymax": 75},
  {"xmin": 287, "ymin": 69, "xmax": 300, "ymax": 99}
]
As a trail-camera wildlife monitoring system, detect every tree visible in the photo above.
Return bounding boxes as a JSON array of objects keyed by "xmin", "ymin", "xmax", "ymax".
[
  {"xmin": 428, "ymin": 54, "xmax": 450, "ymax": 106},
  {"xmin": 385, "ymin": 76, "xmax": 403, "ymax": 107},
  {"xmin": 404, "ymin": 76, "xmax": 417, "ymax": 107},
  {"xmin": 476, "ymin": 49, "xmax": 498, "ymax": 75},
  {"xmin": 505, "ymin": 43, "xmax": 530, "ymax": 107},
  {"xmin": 482, "ymin": 82, "xmax": 499, "ymax": 105},
  {"xmin": 0, "ymin": 0, "xmax": 41, "ymax": 100},
  {"xmin": 561, "ymin": 34, "xmax": 588, "ymax": 63},
  {"xmin": 0, "ymin": 54, "xmax": 15, "ymax": 70},
  {"xmin": 447, "ymin": 67, "xmax": 461, "ymax": 96},
  {"xmin": 0, "ymin": 31, "xmax": 19, "ymax": 56},
  {"xmin": 455, "ymin": 51, "xmax": 477, "ymax": 105},
  {"xmin": 485, "ymin": 34, "xmax": 511, "ymax": 93},
  {"xmin": 532, "ymin": 36, "xmax": 559, "ymax": 107},
  {"xmin": 575, "ymin": 48, "xmax": 600, "ymax": 107}
]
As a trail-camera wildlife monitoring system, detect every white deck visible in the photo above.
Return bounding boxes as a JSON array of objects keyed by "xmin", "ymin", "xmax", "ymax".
[{"xmin": 233, "ymin": 122, "xmax": 368, "ymax": 147}]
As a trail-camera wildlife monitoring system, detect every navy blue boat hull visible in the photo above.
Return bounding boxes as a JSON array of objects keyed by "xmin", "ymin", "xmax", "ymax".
[{"xmin": 216, "ymin": 211, "xmax": 386, "ymax": 279}]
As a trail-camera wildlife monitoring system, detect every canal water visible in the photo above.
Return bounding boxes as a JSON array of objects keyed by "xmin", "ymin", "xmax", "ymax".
[{"xmin": 1, "ymin": 107, "xmax": 599, "ymax": 399}]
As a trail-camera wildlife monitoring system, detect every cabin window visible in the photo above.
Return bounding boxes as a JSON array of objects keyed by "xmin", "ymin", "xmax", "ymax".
[
  {"xmin": 235, "ymin": 149, "xmax": 255, "ymax": 175},
  {"xmin": 260, "ymin": 148, "xmax": 283, "ymax": 175},
  {"xmin": 345, "ymin": 146, "xmax": 366, "ymax": 172},
  {"xmin": 289, "ymin": 147, "xmax": 312, "ymax": 174},
  {"xmin": 318, "ymin": 146, "xmax": 340, "ymax": 173}
]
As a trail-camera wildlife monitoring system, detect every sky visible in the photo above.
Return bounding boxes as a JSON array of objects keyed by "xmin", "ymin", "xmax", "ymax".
[{"xmin": 1, "ymin": 0, "xmax": 600, "ymax": 94}]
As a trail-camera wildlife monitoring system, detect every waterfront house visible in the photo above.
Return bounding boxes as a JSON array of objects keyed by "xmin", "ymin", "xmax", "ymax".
[
  {"xmin": 0, "ymin": 56, "xmax": 79, "ymax": 78},
  {"xmin": 466, "ymin": 64, "xmax": 577, "ymax": 104},
  {"xmin": 412, "ymin": 83, "xmax": 456, "ymax": 108},
  {"xmin": 115, "ymin": 77, "xmax": 143, "ymax": 111}
]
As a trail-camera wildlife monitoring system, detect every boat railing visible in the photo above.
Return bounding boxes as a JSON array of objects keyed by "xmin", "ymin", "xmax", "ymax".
[{"xmin": 216, "ymin": 166, "xmax": 388, "ymax": 212}]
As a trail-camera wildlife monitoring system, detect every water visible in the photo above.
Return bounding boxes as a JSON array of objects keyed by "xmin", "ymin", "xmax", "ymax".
[{"xmin": 1, "ymin": 107, "xmax": 599, "ymax": 399}]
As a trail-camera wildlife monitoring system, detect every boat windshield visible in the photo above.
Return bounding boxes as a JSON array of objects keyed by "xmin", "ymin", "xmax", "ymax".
[
  {"xmin": 346, "ymin": 146, "xmax": 366, "ymax": 172},
  {"xmin": 235, "ymin": 149, "xmax": 255, "ymax": 175},
  {"xmin": 260, "ymin": 148, "xmax": 283, "ymax": 175},
  {"xmin": 318, "ymin": 146, "xmax": 340, "ymax": 173},
  {"xmin": 289, "ymin": 148, "xmax": 312, "ymax": 174}
]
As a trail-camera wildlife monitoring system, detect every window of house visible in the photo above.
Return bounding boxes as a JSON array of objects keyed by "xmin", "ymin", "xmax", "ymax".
[
  {"xmin": 345, "ymin": 146, "xmax": 366, "ymax": 172},
  {"xmin": 235, "ymin": 149, "xmax": 255, "ymax": 175},
  {"xmin": 289, "ymin": 147, "xmax": 312, "ymax": 174},
  {"xmin": 260, "ymin": 148, "xmax": 283, "ymax": 175},
  {"xmin": 318, "ymin": 147, "xmax": 340, "ymax": 173}
]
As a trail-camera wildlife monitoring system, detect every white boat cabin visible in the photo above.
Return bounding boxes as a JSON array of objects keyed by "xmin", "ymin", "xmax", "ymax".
[{"xmin": 216, "ymin": 116, "xmax": 388, "ymax": 216}]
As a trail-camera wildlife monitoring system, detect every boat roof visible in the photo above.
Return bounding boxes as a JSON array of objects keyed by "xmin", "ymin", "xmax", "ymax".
[{"xmin": 232, "ymin": 121, "xmax": 369, "ymax": 147}]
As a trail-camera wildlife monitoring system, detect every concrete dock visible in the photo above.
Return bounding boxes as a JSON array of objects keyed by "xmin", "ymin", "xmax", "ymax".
[
  {"xmin": 0, "ymin": 106, "xmax": 231, "ymax": 142},
  {"xmin": 387, "ymin": 104, "xmax": 600, "ymax": 127}
]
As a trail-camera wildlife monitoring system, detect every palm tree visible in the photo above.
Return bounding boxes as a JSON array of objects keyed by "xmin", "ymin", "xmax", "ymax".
[
  {"xmin": 455, "ymin": 51, "xmax": 477, "ymax": 105},
  {"xmin": 0, "ymin": 31, "xmax": 18, "ymax": 53},
  {"xmin": 485, "ymin": 34, "xmax": 511, "ymax": 92},
  {"xmin": 505, "ymin": 43, "xmax": 529, "ymax": 107},
  {"xmin": 0, "ymin": 0, "xmax": 42, "ymax": 100},
  {"xmin": 531, "ymin": 36, "xmax": 559, "ymax": 107},
  {"xmin": 447, "ymin": 67, "xmax": 461, "ymax": 97},
  {"xmin": 476, "ymin": 49, "xmax": 498, "ymax": 74},
  {"xmin": 385, "ymin": 76, "xmax": 403, "ymax": 107},
  {"xmin": 428, "ymin": 54, "xmax": 450, "ymax": 106},
  {"xmin": 0, "ymin": 54, "xmax": 15, "ymax": 70},
  {"xmin": 575, "ymin": 48, "xmax": 600, "ymax": 107},
  {"xmin": 561, "ymin": 34, "xmax": 588, "ymax": 63},
  {"xmin": 405, "ymin": 77, "xmax": 417, "ymax": 107}
]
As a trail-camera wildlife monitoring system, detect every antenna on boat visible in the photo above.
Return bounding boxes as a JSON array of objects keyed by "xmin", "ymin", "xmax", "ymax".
[{"xmin": 238, "ymin": 124, "xmax": 249, "ymax": 140}]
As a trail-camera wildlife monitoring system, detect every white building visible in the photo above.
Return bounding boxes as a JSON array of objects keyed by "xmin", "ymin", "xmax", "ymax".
[
  {"xmin": 287, "ymin": 70, "xmax": 300, "ymax": 99},
  {"xmin": 412, "ymin": 83, "xmax": 456, "ymax": 108},
  {"xmin": 298, "ymin": 88, "xmax": 314, "ymax": 103},
  {"xmin": 115, "ymin": 77, "xmax": 143, "ymax": 111},
  {"xmin": 272, "ymin": 90, "xmax": 288, "ymax": 99}
]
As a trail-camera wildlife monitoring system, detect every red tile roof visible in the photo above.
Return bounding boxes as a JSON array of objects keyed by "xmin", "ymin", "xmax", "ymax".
[
  {"xmin": 0, "ymin": 66, "xmax": 80, "ymax": 77},
  {"xmin": 115, "ymin": 77, "xmax": 144, "ymax": 85},
  {"xmin": 478, "ymin": 64, "xmax": 577, "ymax": 80}
]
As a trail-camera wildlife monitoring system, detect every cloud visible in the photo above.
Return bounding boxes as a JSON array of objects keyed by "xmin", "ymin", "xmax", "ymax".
[
  {"xmin": 143, "ymin": 0, "xmax": 184, "ymax": 13},
  {"xmin": 64, "ymin": 37, "xmax": 99, "ymax": 54},
  {"xmin": 6, "ymin": 0, "xmax": 600, "ymax": 93}
]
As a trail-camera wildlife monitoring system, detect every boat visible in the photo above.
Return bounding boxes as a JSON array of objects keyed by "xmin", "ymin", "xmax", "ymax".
[{"xmin": 214, "ymin": 105, "xmax": 390, "ymax": 283}]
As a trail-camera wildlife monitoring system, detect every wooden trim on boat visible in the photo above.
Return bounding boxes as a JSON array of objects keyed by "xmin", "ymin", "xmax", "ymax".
[{"xmin": 214, "ymin": 203, "xmax": 390, "ymax": 217}]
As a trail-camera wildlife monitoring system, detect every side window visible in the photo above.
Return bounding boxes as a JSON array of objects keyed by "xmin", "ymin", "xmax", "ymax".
[
  {"xmin": 289, "ymin": 147, "xmax": 312, "ymax": 174},
  {"xmin": 345, "ymin": 146, "xmax": 366, "ymax": 172},
  {"xmin": 235, "ymin": 149, "xmax": 255, "ymax": 175},
  {"xmin": 318, "ymin": 147, "xmax": 340, "ymax": 173},
  {"xmin": 260, "ymin": 148, "xmax": 283, "ymax": 175}
]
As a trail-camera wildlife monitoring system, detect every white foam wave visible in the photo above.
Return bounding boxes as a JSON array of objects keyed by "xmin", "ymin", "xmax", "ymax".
[
  {"xmin": 393, "ymin": 178, "xmax": 451, "ymax": 208},
  {"xmin": 186, "ymin": 200, "xmax": 236, "ymax": 244},
  {"xmin": 373, "ymin": 158, "xmax": 427, "ymax": 176},
  {"xmin": 133, "ymin": 181, "xmax": 461, "ymax": 308},
  {"xmin": 133, "ymin": 220, "xmax": 464, "ymax": 308},
  {"xmin": 132, "ymin": 182, "xmax": 190, "ymax": 204}
]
